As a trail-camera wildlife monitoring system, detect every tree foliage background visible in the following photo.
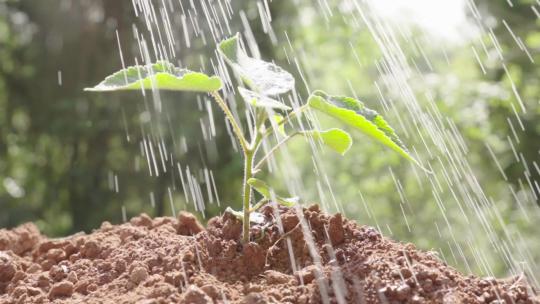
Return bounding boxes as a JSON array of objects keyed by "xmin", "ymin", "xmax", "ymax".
[{"xmin": 0, "ymin": 0, "xmax": 539, "ymax": 279}]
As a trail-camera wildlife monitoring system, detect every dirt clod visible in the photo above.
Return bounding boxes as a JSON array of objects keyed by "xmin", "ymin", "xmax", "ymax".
[
  {"xmin": 0, "ymin": 206, "xmax": 538, "ymax": 304},
  {"xmin": 295, "ymin": 265, "xmax": 319, "ymax": 284},
  {"xmin": 242, "ymin": 292, "xmax": 268, "ymax": 304},
  {"xmin": 200, "ymin": 284, "xmax": 220, "ymax": 299},
  {"xmin": 0, "ymin": 253, "xmax": 16, "ymax": 282},
  {"xmin": 81, "ymin": 240, "xmax": 100, "ymax": 258},
  {"xmin": 219, "ymin": 213, "xmax": 243, "ymax": 240},
  {"xmin": 130, "ymin": 213, "xmax": 153, "ymax": 228},
  {"xmin": 395, "ymin": 284, "xmax": 412, "ymax": 300},
  {"xmin": 130, "ymin": 266, "xmax": 148, "ymax": 284},
  {"xmin": 181, "ymin": 285, "xmax": 213, "ymax": 304},
  {"xmin": 281, "ymin": 213, "xmax": 299, "ymax": 232},
  {"xmin": 177, "ymin": 211, "xmax": 204, "ymax": 235},
  {"xmin": 49, "ymin": 281, "xmax": 74, "ymax": 298},
  {"xmin": 0, "ymin": 223, "xmax": 42, "ymax": 255},
  {"xmin": 264, "ymin": 270, "xmax": 292, "ymax": 284},
  {"xmin": 328, "ymin": 213, "xmax": 345, "ymax": 246}
]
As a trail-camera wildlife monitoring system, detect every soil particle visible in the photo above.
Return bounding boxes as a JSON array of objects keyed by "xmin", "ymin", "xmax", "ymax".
[
  {"xmin": 26, "ymin": 263, "xmax": 41, "ymax": 274},
  {"xmin": 200, "ymin": 284, "xmax": 220, "ymax": 299},
  {"xmin": 295, "ymin": 265, "xmax": 320, "ymax": 284},
  {"xmin": 130, "ymin": 213, "xmax": 153, "ymax": 228},
  {"xmin": 210, "ymin": 212, "xmax": 243, "ymax": 240},
  {"xmin": 242, "ymin": 292, "xmax": 268, "ymax": 304},
  {"xmin": 80, "ymin": 240, "xmax": 100, "ymax": 258},
  {"xmin": 0, "ymin": 206, "xmax": 539, "ymax": 304},
  {"xmin": 281, "ymin": 212, "xmax": 299, "ymax": 232},
  {"xmin": 181, "ymin": 285, "xmax": 213, "ymax": 304},
  {"xmin": 0, "ymin": 223, "xmax": 42, "ymax": 255},
  {"xmin": 264, "ymin": 270, "xmax": 292, "ymax": 284},
  {"xmin": 176, "ymin": 211, "xmax": 204, "ymax": 235},
  {"xmin": 395, "ymin": 284, "xmax": 412, "ymax": 300},
  {"xmin": 87, "ymin": 282, "xmax": 97, "ymax": 293},
  {"xmin": 36, "ymin": 273, "xmax": 50, "ymax": 288},
  {"xmin": 66, "ymin": 271, "xmax": 77, "ymax": 284},
  {"xmin": 308, "ymin": 204, "xmax": 320, "ymax": 212},
  {"xmin": 130, "ymin": 266, "xmax": 149, "ymax": 284},
  {"xmin": 48, "ymin": 264, "xmax": 67, "ymax": 281},
  {"xmin": 328, "ymin": 213, "xmax": 345, "ymax": 246},
  {"xmin": 48, "ymin": 281, "xmax": 74, "ymax": 298},
  {"xmin": 73, "ymin": 279, "xmax": 89, "ymax": 294},
  {"xmin": 0, "ymin": 253, "xmax": 16, "ymax": 282},
  {"xmin": 45, "ymin": 248, "xmax": 66, "ymax": 263}
]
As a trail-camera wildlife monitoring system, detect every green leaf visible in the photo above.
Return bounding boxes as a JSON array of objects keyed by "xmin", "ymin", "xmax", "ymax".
[
  {"xmin": 272, "ymin": 114, "xmax": 286, "ymax": 136},
  {"xmin": 300, "ymin": 128, "xmax": 352, "ymax": 155},
  {"xmin": 218, "ymin": 33, "xmax": 294, "ymax": 96},
  {"xmin": 238, "ymin": 87, "xmax": 291, "ymax": 110},
  {"xmin": 85, "ymin": 61, "xmax": 222, "ymax": 93},
  {"xmin": 308, "ymin": 90, "xmax": 427, "ymax": 170},
  {"xmin": 225, "ymin": 207, "xmax": 265, "ymax": 224},
  {"xmin": 247, "ymin": 178, "xmax": 298, "ymax": 207}
]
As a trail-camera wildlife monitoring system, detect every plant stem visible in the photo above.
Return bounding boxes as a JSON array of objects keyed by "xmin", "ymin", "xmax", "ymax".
[
  {"xmin": 210, "ymin": 91, "xmax": 249, "ymax": 153},
  {"xmin": 242, "ymin": 149, "xmax": 254, "ymax": 243},
  {"xmin": 254, "ymin": 109, "xmax": 267, "ymax": 137},
  {"xmin": 253, "ymin": 132, "xmax": 299, "ymax": 172},
  {"xmin": 240, "ymin": 109, "xmax": 269, "ymax": 243},
  {"xmin": 250, "ymin": 109, "xmax": 266, "ymax": 150},
  {"xmin": 210, "ymin": 90, "xmax": 254, "ymax": 243}
]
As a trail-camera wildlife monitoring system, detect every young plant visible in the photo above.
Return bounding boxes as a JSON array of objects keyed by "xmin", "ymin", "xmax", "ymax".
[{"xmin": 86, "ymin": 33, "xmax": 424, "ymax": 243}]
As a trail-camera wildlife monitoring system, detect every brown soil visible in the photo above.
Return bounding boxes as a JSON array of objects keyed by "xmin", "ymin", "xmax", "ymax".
[{"xmin": 0, "ymin": 205, "xmax": 538, "ymax": 304}]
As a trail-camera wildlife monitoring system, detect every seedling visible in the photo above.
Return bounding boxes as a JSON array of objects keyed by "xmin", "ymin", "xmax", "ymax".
[{"xmin": 86, "ymin": 33, "xmax": 425, "ymax": 243}]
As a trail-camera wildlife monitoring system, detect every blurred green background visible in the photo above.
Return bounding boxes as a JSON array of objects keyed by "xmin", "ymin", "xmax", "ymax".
[{"xmin": 0, "ymin": 0, "xmax": 539, "ymax": 279}]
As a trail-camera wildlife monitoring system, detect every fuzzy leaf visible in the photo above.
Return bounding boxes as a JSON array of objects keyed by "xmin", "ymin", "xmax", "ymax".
[
  {"xmin": 301, "ymin": 128, "xmax": 352, "ymax": 155},
  {"xmin": 85, "ymin": 61, "xmax": 222, "ymax": 92},
  {"xmin": 308, "ymin": 90, "xmax": 426, "ymax": 170},
  {"xmin": 218, "ymin": 34, "xmax": 294, "ymax": 96},
  {"xmin": 247, "ymin": 178, "xmax": 297, "ymax": 207},
  {"xmin": 225, "ymin": 207, "xmax": 265, "ymax": 224},
  {"xmin": 272, "ymin": 114, "xmax": 286, "ymax": 136},
  {"xmin": 238, "ymin": 87, "xmax": 291, "ymax": 110}
]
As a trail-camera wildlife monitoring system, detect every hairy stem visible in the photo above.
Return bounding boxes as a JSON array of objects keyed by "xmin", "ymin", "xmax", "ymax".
[
  {"xmin": 241, "ymin": 109, "xmax": 267, "ymax": 243},
  {"xmin": 253, "ymin": 132, "xmax": 300, "ymax": 172},
  {"xmin": 210, "ymin": 91, "xmax": 249, "ymax": 153},
  {"xmin": 251, "ymin": 109, "xmax": 268, "ymax": 145},
  {"xmin": 210, "ymin": 90, "xmax": 254, "ymax": 243},
  {"xmin": 242, "ymin": 149, "xmax": 254, "ymax": 243}
]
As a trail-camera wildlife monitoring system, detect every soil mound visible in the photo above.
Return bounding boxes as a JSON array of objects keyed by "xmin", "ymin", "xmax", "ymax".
[{"xmin": 0, "ymin": 205, "xmax": 538, "ymax": 303}]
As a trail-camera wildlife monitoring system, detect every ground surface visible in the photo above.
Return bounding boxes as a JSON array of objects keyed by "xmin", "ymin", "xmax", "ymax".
[{"xmin": 0, "ymin": 205, "xmax": 538, "ymax": 304}]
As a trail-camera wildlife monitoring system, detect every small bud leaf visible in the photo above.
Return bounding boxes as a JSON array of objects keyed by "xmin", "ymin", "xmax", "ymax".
[
  {"xmin": 300, "ymin": 128, "xmax": 352, "ymax": 155},
  {"xmin": 238, "ymin": 87, "xmax": 291, "ymax": 110},
  {"xmin": 247, "ymin": 178, "xmax": 297, "ymax": 207},
  {"xmin": 218, "ymin": 34, "xmax": 294, "ymax": 96}
]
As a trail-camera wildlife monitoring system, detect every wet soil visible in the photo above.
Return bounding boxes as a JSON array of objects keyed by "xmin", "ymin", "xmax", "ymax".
[{"xmin": 0, "ymin": 205, "xmax": 538, "ymax": 303}]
